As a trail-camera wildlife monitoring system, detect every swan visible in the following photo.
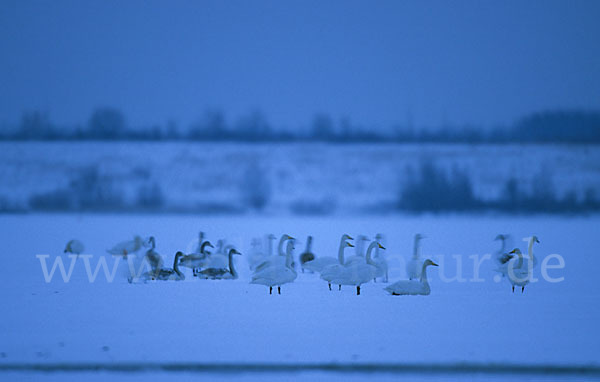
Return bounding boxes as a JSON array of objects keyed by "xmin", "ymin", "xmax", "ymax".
[
  {"xmin": 254, "ymin": 234, "xmax": 295, "ymax": 272},
  {"xmin": 179, "ymin": 241, "xmax": 214, "ymax": 276},
  {"xmin": 251, "ymin": 240, "xmax": 297, "ymax": 294},
  {"xmin": 141, "ymin": 251, "xmax": 185, "ymax": 281},
  {"xmin": 107, "ymin": 235, "xmax": 147, "ymax": 258},
  {"xmin": 299, "ymin": 236, "xmax": 316, "ymax": 273},
  {"xmin": 203, "ymin": 244, "xmax": 234, "ymax": 270},
  {"xmin": 345, "ymin": 235, "xmax": 370, "ymax": 264},
  {"xmin": 328, "ymin": 241, "xmax": 384, "ymax": 295},
  {"xmin": 195, "ymin": 231, "xmax": 206, "ymax": 254},
  {"xmin": 371, "ymin": 233, "xmax": 388, "ymax": 282},
  {"xmin": 64, "ymin": 239, "xmax": 85, "ymax": 257},
  {"xmin": 406, "ymin": 234, "xmax": 425, "ymax": 280},
  {"xmin": 503, "ymin": 248, "xmax": 526, "ymax": 292},
  {"xmin": 144, "ymin": 236, "xmax": 164, "ymax": 272},
  {"xmin": 248, "ymin": 234, "xmax": 276, "ymax": 271},
  {"xmin": 507, "ymin": 236, "xmax": 540, "ymax": 293},
  {"xmin": 494, "ymin": 234, "xmax": 512, "ymax": 265},
  {"xmin": 198, "ymin": 248, "xmax": 242, "ymax": 280},
  {"xmin": 303, "ymin": 234, "xmax": 354, "ymax": 273},
  {"xmin": 385, "ymin": 259, "xmax": 439, "ymax": 296},
  {"xmin": 320, "ymin": 239, "xmax": 355, "ymax": 290}
]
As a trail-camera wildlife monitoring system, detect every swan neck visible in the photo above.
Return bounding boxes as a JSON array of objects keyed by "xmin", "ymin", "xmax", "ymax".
[
  {"xmin": 338, "ymin": 240, "xmax": 346, "ymax": 264},
  {"xmin": 173, "ymin": 255, "xmax": 182, "ymax": 276},
  {"xmin": 528, "ymin": 238, "xmax": 535, "ymax": 261},
  {"xmin": 419, "ymin": 263, "xmax": 429, "ymax": 283},
  {"xmin": 278, "ymin": 236, "xmax": 286, "ymax": 257},
  {"xmin": 366, "ymin": 242, "xmax": 377, "ymax": 265},
  {"xmin": 515, "ymin": 251, "xmax": 523, "ymax": 268},
  {"xmin": 305, "ymin": 237, "xmax": 312, "ymax": 252},
  {"xmin": 228, "ymin": 250, "xmax": 237, "ymax": 277},
  {"xmin": 285, "ymin": 244, "xmax": 293, "ymax": 268},
  {"xmin": 413, "ymin": 237, "xmax": 420, "ymax": 259}
]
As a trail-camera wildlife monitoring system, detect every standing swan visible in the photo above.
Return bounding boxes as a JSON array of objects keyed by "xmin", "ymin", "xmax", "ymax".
[
  {"xmin": 179, "ymin": 241, "xmax": 214, "ymax": 276},
  {"xmin": 320, "ymin": 234, "xmax": 355, "ymax": 290},
  {"xmin": 303, "ymin": 234, "xmax": 354, "ymax": 273},
  {"xmin": 329, "ymin": 241, "xmax": 384, "ymax": 295},
  {"xmin": 406, "ymin": 234, "xmax": 425, "ymax": 280},
  {"xmin": 107, "ymin": 236, "xmax": 147, "ymax": 258},
  {"xmin": 251, "ymin": 240, "xmax": 297, "ymax": 294},
  {"xmin": 254, "ymin": 234, "xmax": 295, "ymax": 272},
  {"xmin": 144, "ymin": 236, "xmax": 164, "ymax": 276},
  {"xmin": 507, "ymin": 235, "xmax": 540, "ymax": 293},
  {"xmin": 385, "ymin": 259, "xmax": 439, "ymax": 296}
]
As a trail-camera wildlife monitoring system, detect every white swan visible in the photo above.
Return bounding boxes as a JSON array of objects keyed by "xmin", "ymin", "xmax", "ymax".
[
  {"xmin": 328, "ymin": 241, "xmax": 384, "ymax": 295},
  {"xmin": 506, "ymin": 236, "xmax": 540, "ymax": 293},
  {"xmin": 107, "ymin": 235, "xmax": 147, "ymax": 258},
  {"xmin": 254, "ymin": 234, "xmax": 295, "ymax": 272},
  {"xmin": 385, "ymin": 259, "xmax": 438, "ymax": 296},
  {"xmin": 198, "ymin": 248, "xmax": 241, "ymax": 280},
  {"xmin": 503, "ymin": 248, "xmax": 525, "ymax": 292},
  {"xmin": 303, "ymin": 234, "xmax": 354, "ymax": 273},
  {"xmin": 371, "ymin": 233, "xmax": 388, "ymax": 282},
  {"xmin": 141, "ymin": 251, "xmax": 185, "ymax": 281},
  {"xmin": 299, "ymin": 236, "xmax": 316, "ymax": 273},
  {"xmin": 320, "ymin": 238, "xmax": 355, "ymax": 290},
  {"xmin": 179, "ymin": 241, "xmax": 214, "ymax": 276},
  {"xmin": 251, "ymin": 240, "xmax": 297, "ymax": 294},
  {"xmin": 406, "ymin": 234, "xmax": 425, "ymax": 280},
  {"xmin": 64, "ymin": 239, "xmax": 85, "ymax": 257}
]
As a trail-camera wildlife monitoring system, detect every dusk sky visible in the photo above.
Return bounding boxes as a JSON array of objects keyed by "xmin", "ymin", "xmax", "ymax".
[{"xmin": 1, "ymin": 0, "xmax": 599, "ymax": 131}]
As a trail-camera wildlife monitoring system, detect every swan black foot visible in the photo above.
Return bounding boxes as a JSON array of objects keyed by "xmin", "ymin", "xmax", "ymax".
[
  {"xmin": 328, "ymin": 283, "xmax": 331, "ymax": 291},
  {"xmin": 269, "ymin": 286, "xmax": 272, "ymax": 295},
  {"xmin": 522, "ymin": 286, "xmax": 525, "ymax": 293},
  {"xmin": 338, "ymin": 285, "xmax": 341, "ymax": 291},
  {"xmin": 512, "ymin": 286, "xmax": 515, "ymax": 293},
  {"xmin": 356, "ymin": 286, "xmax": 360, "ymax": 295},
  {"xmin": 278, "ymin": 286, "xmax": 281, "ymax": 294}
]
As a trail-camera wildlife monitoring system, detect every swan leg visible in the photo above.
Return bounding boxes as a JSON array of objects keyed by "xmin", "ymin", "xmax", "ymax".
[
  {"xmin": 269, "ymin": 286, "xmax": 272, "ymax": 295},
  {"xmin": 356, "ymin": 286, "xmax": 360, "ymax": 295},
  {"xmin": 278, "ymin": 286, "xmax": 281, "ymax": 294},
  {"xmin": 338, "ymin": 285, "xmax": 341, "ymax": 291},
  {"xmin": 512, "ymin": 286, "xmax": 515, "ymax": 293},
  {"xmin": 328, "ymin": 283, "xmax": 331, "ymax": 291},
  {"xmin": 522, "ymin": 286, "xmax": 525, "ymax": 293}
]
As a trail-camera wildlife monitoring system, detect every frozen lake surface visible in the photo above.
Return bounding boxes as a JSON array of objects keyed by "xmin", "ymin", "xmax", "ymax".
[{"xmin": 0, "ymin": 213, "xmax": 599, "ymax": 380}]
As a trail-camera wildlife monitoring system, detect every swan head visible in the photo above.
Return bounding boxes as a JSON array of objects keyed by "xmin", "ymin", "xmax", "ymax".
[
  {"xmin": 377, "ymin": 243, "xmax": 386, "ymax": 250},
  {"xmin": 175, "ymin": 251, "xmax": 184, "ymax": 259},
  {"xmin": 494, "ymin": 234, "xmax": 507, "ymax": 241},
  {"xmin": 509, "ymin": 248, "xmax": 522, "ymax": 255},
  {"xmin": 358, "ymin": 235, "xmax": 370, "ymax": 242},
  {"xmin": 415, "ymin": 233, "xmax": 425, "ymax": 241},
  {"xmin": 282, "ymin": 234, "xmax": 295, "ymax": 241},
  {"xmin": 229, "ymin": 248, "xmax": 242, "ymax": 256},
  {"xmin": 267, "ymin": 233, "xmax": 276, "ymax": 241},
  {"xmin": 423, "ymin": 259, "xmax": 438, "ymax": 267},
  {"xmin": 201, "ymin": 241, "xmax": 214, "ymax": 253},
  {"xmin": 531, "ymin": 236, "xmax": 540, "ymax": 244},
  {"xmin": 345, "ymin": 242, "xmax": 355, "ymax": 248},
  {"xmin": 341, "ymin": 234, "xmax": 354, "ymax": 242}
]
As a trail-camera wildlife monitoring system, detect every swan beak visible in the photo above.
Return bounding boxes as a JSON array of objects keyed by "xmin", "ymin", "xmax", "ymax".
[
  {"xmin": 535, "ymin": 238, "xmax": 540, "ymax": 243},
  {"xmin": 348, "ymin": 236, "xmax": 354, "ymax": 241},
  {"xmin": 348, "ymin": 243, "xmax": 355, "ymax": 248},
  {"xmin": 509, "ymin": 249, "xmax": 516, "ymax": 254},
  {"xmin": 431, "ymin": 262, "xmax": 439, "ymax": 266},
  {"xmin": 378, "ymin": 244, "xmax": 386, "ymax": 250}
]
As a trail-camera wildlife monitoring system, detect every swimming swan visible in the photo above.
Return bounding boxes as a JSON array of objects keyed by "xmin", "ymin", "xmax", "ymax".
[
  {"xmin": 179, "ymin": 241, "xmax": 214, "ymax": 276},
  {"xmin": 385, "ymin": 259, "xmax": 438, "ymax": 296}
]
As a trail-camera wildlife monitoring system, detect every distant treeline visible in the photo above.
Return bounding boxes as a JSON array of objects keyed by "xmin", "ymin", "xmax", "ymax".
[{"xmin": 2, "ymin": 107, "xmax": 600, "ymax": 143}]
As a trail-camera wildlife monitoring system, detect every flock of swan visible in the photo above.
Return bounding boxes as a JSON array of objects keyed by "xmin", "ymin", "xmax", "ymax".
[{"xmin": 63, "ymin": 232, "xmax": 541, "ymax": 296}]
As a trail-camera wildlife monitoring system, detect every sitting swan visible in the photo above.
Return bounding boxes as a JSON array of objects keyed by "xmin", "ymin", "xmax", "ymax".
[
  {"xmin": 320, "ymin": 235, "xmax": 355, "ymax": 290},
  {"xmin": 385, "ymin": 259, "xmax": 438, "ymax": 296},
  {"xmin": 303, "ymin": 234, "xmax": 354, "ymax": 273},
  {"xmin": 107, "ymin": 235, "xmax": 147, "ymax": 258},
  {"xmin": 406, "ymin": 234, "xmax": 425, "ymax": 280},
  {"xmin": 299, "ymin": 236, "xmax": 316, "ymax": 273},
  {"xmin": 251, "ymin": 240, "xmax": 297, "ymax": 294},
  {"xmin": 178, "ymin": 241, "xmax": 214, "ymax": 276},
  {"xmin": 198, "ymin": 248, "xmax": 242, "ymax": 280},
  {"xmin": 328, "ymin": 240, "xmax": 384, "ymax": 295},
  {"xmin": 64, "ymin": 239, "xmax": 85, "ymax": 257},
  {"xmin": 141, "ymin": 251, "xmax": 185, "ymax": 281}
]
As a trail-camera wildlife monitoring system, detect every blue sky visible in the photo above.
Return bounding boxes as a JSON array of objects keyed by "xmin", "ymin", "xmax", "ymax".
[{"xmin": 1, "ymin": 0, "xmax": 599, "ymax": 131}]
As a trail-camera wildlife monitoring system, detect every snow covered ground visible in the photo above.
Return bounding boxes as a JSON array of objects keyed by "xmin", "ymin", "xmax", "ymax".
[
  {"xmin": 1, "ymin": 142, "xmax": 599, "ymax": 212},
  {"xmin": 0, "ymin": 213, "xmax": 599, "ymax": 380}
]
